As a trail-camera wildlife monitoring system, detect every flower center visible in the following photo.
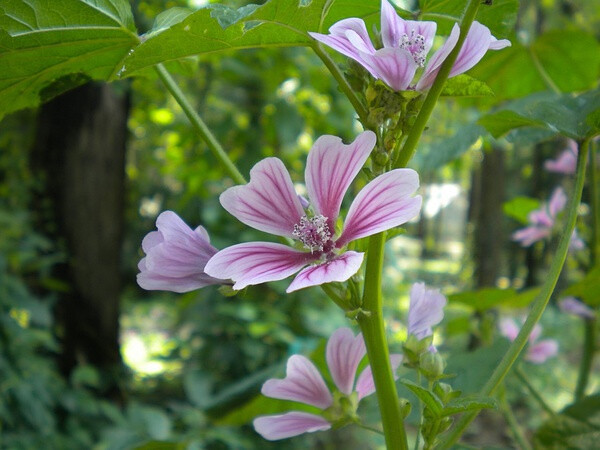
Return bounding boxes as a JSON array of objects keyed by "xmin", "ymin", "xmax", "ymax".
[
  {"xmin": 293, "ymin": 215, "xmax": 333, "ymax": 253},
  {"xmin": 399, "ymin": 31, "xmax": 427, "ymax": 67}
]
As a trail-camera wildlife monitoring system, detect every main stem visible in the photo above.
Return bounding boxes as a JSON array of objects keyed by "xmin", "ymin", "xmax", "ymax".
[
  {"xmin": 394, "ymin": 0, "xmax": 481, "ymax": 168},
  {"xmin": 358, "ymin": 232, "xmax": 408, "ymax": 450},
  {"xmin": 154, "ymin": 64, "xmax": 246, "ymax": 185},
  {"xmin": 440, "ymin": 138, "xmax": 590, "ymax": 448},
  {"xmin": 575, "ymin": 139, "xmax": 599, "ymax": 400}
]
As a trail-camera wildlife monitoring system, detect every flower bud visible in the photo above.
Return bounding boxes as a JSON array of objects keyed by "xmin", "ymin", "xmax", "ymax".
[{"xmin": 420, "ymin": 351, "xmax": 446, "ymax": 381}]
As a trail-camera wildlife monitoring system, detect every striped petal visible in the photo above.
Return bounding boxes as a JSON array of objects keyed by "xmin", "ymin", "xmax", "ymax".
[
  {"xmin": 286, "ymin": 251, "xmax": 364, "ymax": 293},
  {"xmin": 355, "ymin": 354, "xmax": 403, "ymax": 401},
  {"xmin": 360, "ymin": 47, "xmax": 419, "ymax": 91},
  {"xmin": 381, "ymin": 0, "xmax": 436, "ymax": 52},
  {"xmin": 337, "ymin": 169, "xmax": 422, "ymax": 246},
  {"xmin": 253, "ymin": 412, "xmax": 331, "ymax": 441},
  {"xmin": 326, "ymin": 328, "xmax": 366, "ymax": 395},
  {"xmin": 220, "ymin": 158, "xmax": 304, "ymax": 238},
  {"xmin": 262, "ymin": 355, "xmax": 333, "ymax": 409}
]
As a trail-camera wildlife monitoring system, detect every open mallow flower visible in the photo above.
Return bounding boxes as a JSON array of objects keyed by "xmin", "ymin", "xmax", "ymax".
[
  {"xmin": 309, "ymin": 0, "xmax": 510, "ymax": 92},
  {"xmin": 137, "ymin": 211, "xmax": 224, "ymax": 293},
  {"xmin": 253, "ymin": 327, "xmax": 402, "ymax": 441},
  {"xmin": 545, "ymin": 140, "xmax": 578, "ymax": 175},
  {"xmin": 499, "ymin": 318, "xmax": 558, "ymax": 364},
  {"xmin": 204, "ymin": 131, "xmax": 422, "ymax": 293},
  {"xmin": 407, "ymin": 282, "xmax": 447, "ymax": 340}
]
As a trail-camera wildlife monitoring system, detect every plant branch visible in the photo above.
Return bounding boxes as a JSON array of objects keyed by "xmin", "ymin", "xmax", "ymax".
[
  {"xmin": 358, "ymin": 231, "xmax": 408, "ymax": 450},
  {"xmin": 514, "ymin": 366, "xmax": 555, "ymax": 416},
  {"xmin": 439, "ymin": 138, "xmax": 591, "ymax": 448},
  {"xmin": 394, "ymin": 0, "xmax": 481, "ymax": 168},
  {"xmin": 498, "ymin": 385, "xmax": 533, "ymax": 450},
  {"xmin": 154, "ymin": 64, "xmax": 246, "ymax": 185}
]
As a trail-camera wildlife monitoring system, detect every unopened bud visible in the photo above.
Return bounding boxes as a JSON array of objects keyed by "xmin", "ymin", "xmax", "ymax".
[{"xmin": 420, "ymin": 351, "xmax": 446, "ymax": 381}]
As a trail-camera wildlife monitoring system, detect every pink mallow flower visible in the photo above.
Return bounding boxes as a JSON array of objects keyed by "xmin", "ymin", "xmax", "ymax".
[
  {"xmin": 204, "ymin": 131, "xmax": 422, "ymax": 293},
  {"xmin": 512, "ymin": 187, "xmax": 566, "ymax": 247},
  {"xmin": 137, "ymin": 211, "xmax": 223, "ymax": 293},
  {"xmin": 559, "ymin": 297, "xmax": 595, "ymax": 320},
  {"xmin": 408, "ymin": 282, "xmax": 447, "ymax": 340},
  {"xmin": 499, "ymin": 318, "xmax": 558, "ymax": 364},
  {"xmin": 253, "ymin": 327, "xmax": 402, "ymax": 441},
  {"xmin": 545, "ymin": 140, "xmax": 578, "ymax": 175},
  {"xmin": 309, "ymin": 0, "xmax": 510, "ymax": 92}
]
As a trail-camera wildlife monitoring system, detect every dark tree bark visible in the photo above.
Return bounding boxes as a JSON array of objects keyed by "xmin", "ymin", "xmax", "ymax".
[{"xmin": 31, "ymin": 82, "xmax": 129, "ymax": 400}]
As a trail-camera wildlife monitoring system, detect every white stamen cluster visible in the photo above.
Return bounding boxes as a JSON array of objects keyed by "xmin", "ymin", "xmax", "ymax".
[
  {"xmin": 399, "ymin": 31, "xmax": 427, "ymax": 67},
  {"xmin": 293, "ymin": 215, "xmax": 332, "ymax": 252}
]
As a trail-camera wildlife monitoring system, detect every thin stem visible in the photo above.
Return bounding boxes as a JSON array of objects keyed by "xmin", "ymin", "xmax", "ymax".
[
  {"xmin": 154, "ymin": 64, "xmax": 246, "ymax": 185},
  {"xmin": 356, "ymin": 422, "xmax": 386, "ymax": 436},
  {"xmin": 440, "ymin": 138, "xmax": 590, "ymax": 448},
  {"xmin": 358, "ymin": 232, "xmax": 408, "ymax": 450},
  {"xmin": 311, "ymin": 43, "xmax": 370, "ymax": 125},
  {"xmin": 590, "ymin": 139, "xmax": 600, "ymax": 266},
  {"xmin": 575, "ymin": 319, "xmax": 597, "ymax": 400},
  {"xmin": 414, "ymin": 371, "xmax": 423, "ymax": 450},
  {"xmin": 514, "ymin": 366, "xmax": 555, "ymax": 416},
  {"xmin": 498, "ymin": 385, "xmax": 533, "ymax": 450},
  {"xmin": 394, "ymin": 0, "xmax": 481, "ymax": 168}
]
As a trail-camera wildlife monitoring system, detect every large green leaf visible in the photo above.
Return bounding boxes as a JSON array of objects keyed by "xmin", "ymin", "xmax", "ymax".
[
  {"xmin": 470, "ymin": 30, "xmax": 600, "ymax": 100},
  {"xmin": 0, "ymin": 0, "xmax": 139, "ymax": 119},
  {"xmin": 503, "ymin": 196, "xmax": 541, "ymax": 225},
  {"xmin": 440, "ymin": 75, "xmax": 494, "ymax": 97},
  {"xmin": 122, "ymin": 0, "xmax": 384, "ymax": 75},
  {"xmin": 449, "ymin": 287, "xmax": 540, "ymax": 312}
]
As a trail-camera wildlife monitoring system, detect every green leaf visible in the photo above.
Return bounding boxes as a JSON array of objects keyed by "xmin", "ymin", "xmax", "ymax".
[
  {"xmin": 503, "ymin": 196, "xmax": 541, "ymax": 224},
  {"xmin": 563, "ymin": 266, "xmax": 600, "ymax": 307},
  {"xmin": 471, "ymin": 30, "xmax": 600, "ymax": 100},
  {"xmin": 534, "ymin": 414, "xmax": 600, "ymax": 449},
  {"xmin": 562, "ymin": 394, "xmax": 600, "ymax": 427},
  {"xmin": 146, "ymin": 7, "xmax": 195, "ymax": 38},
  {"xmin": 440, "ymin": 396, "xmax": 497, "ymax": 417},
  {"xmin": 122, "ymin": 0, "xmax": 384, "ymax": 75},
  {"xmin": 134, "ymin": 442, "xmax": 184, "ymax": 450},
  {"xmin": 0, "ymin": 0, "xmax": 139, "ymax": 119},
  {"xmin": 441, "ymin": 75, "xmax": 494, "ymax": 97},
  {"xmin": 479, "ymin": 90, "xmax": 600, "ymax": 140},
  {"xmin": 400, "ymin": 379, "xmax": 444, "ymax": 417},
  {"xmin": 419, "ymin": 0, "xmax": 518, "ymax": 37},
  {"xmin": 449, "ymin": 287, "xmax": 540, "ymax": 311}
]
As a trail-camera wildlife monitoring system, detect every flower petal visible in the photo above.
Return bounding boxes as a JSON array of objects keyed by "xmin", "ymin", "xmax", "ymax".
[
  {"xmin": 545, "ymin": 148, "xmax": 577, "ymax": 174},
  {"xmin": 337, "ymin": 169, "xmax": 422, "ymax": 246},
  {"xmin": 511, "ymin": 226, "xmax": 551, "ymax": 247},
  {"xmin": 253, "ymin": 412, "xmax": 331, "ymax": 441},
  {"xmin": 447, "ymin": 21, "xmax": 493, "ymax": 77},
  {"xmin": 220, "ymin": 158, "xmax": 304, "ymax": 237},
  {"xmin": 559, "ymin": 297, "xmax": 595, "ymax": 320},
  {"xmin": 499, "ymin": 318, "xmax": 520, "ymax": 341},
  {"xmin": 286, "ymin": 251, "xmax": 365, "ymax": 293},
  {"xmin": 526, "ymin": 339, "xmax": 558, "ymax": 364},
  {"xmin": 326, "ymin": 328, "xmax": 366, "ymax": 395},
  {"xmin": 262, "ymin": 355, "xmax": 333, "ymax": 409},
  {"xmin": 408, "ymin": 282, "xmax": 447, "ymax": 339},
  {"xmin": 548, "ymin": 187, "xmax": 567, "ymax": 218},
  {"xmin": 416, "ymin": 24, "xmax": 460, "ymax": 91},
  {"xmin": 204, "ymin": 242, "xmax": 313, "ymax": 290},
  {"xmin": 360, "ymin": 47, "xmax": 419, "ymax": 91},
  {"xmin": 355, "ymin": 354, "xmax": 403, "ymax": 401},
  {"xmin": 381, "ymin": 0, "xmax": 437, "ymax": 52},
  {"xmin": 305, "ymin": 131, "xmax": 376, "ymax": 227}
]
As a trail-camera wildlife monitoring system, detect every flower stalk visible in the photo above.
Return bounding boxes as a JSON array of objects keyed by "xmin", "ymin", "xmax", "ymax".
[
  {"xmin": 440, "ymin": 138, "xmax": 590, "ymax": 448},
  {"xmin": 154, "ymin": 64, "xmax": 246, "ymax": 185}
]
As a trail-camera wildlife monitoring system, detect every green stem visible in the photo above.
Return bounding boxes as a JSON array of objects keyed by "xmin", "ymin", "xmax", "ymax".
[
  {"xmin": 311, "ymin": 43, "xmax": 370, "ymax": 125},
  {"xmin": 414, "ymin": 371, "xmax": 423, "ymax": 450},
  {"xmin": 440, "ymin": 138, "xmax": 590, "ymax": 448},
  {"xmin": 575, "ymin": 319, "xmax": 597, "ymax": 400},
  {"xmin": 498, "ymin": 385, "xmax": 533, "ymax": 450},
  {"xmin": 358, "ymin": 232, "xmax": 408, "ymax": 450},
  {"xmin": 356, "ymin": 422, "xmax": 385, "ymax": 436},
  {"xmin": 394, "ymin": 0, "xmax": 481, "ymax": 168},
  {"xmin": 154, "ymin": 64, "xmax": 246, "ymax": 185},
  {"xmin": 514, "ymin": 366, "xmax": 555, "ymax": 416}
]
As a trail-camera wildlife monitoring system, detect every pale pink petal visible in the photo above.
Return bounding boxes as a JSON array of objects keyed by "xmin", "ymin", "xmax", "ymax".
[
  {"xmin": 499, "ymin": 318, "xmax": 519, "ymax": 341},
  {"xmin": 512, "ymin": 226, "xmax": 551, "ymax": 247},
  {"xmin": 447, "ymin": 22, "xmax": 493, "ymax": 77},
  {"xmin": 326, "ymin": 328, "xmax": 366, "ymax": 395},
  {"xmin": 355, "ymin": 354, "xmax": 403, "ymax": 401},
  {"xmin": 529, "ymin": 323, "xmax": 542, "ymax": 343},
  {"xmin": 381, "ymin": 0, "xmax": 436, "ymax": 52},
  {"xmin": 286, "ymin": 251, "xmax": 365, "ymax": 293},
  {"xmin": 204, "ymin": 242, "xmax": 313, "ymax": 290},
  {"xmin": 253, "ymin": 412, "xmax": 331, "ymax": 441},
  {"xmin": 528, "ymin": 209, "xmax": 553, "ymax": 228},
  {"xmin": 137, "ymin": 211, "xmax": 222, "ymax": 293},
  {"xmin": 337, "ymin": 169, "xmax": 422, "ymax": 246},
  {"xmin": 261, "ymin": 355, "xmax": 333, "ymax": 409},
  {"xmin": 416, "ymin": 24, "xmax": 460, "ymax": 91},
  {"xmin": 545, "ymin": 144, "xmax": 578, "ymax": 175},
  {"xmin": 220, "ymin": 158, "xmax": 304, "ymax": 238},
  {"xmin": 408, "ymin": 282, "xmax": 447, "ymax": 339},
  {"xmin": 329, "ymin": 18, "xmax": 376, "ymax": 53},
  {"xmin": 488, "ymin": 37, "xmax": 511, "ymax": 50},
  {"xmin": 526, "ymin": 339, "xmax": 558, "ymax": 364},
  {"xmin": 548, "ymin": 187, "xmax": 567, "ymax": 218},
  {"xmin": 559, "ymin": 297, "xmax": 595, "ymax": 320},
  {"xmin": 305, "ymin": 131, "xmax": 376, "ymax": 228},
  {"xmin": 570, "ymin": 230, "xmax": 585, "ymax": 251},
  {"xmin": 359, "ymin": 47, "xmax": 419, "ymax": 91}
]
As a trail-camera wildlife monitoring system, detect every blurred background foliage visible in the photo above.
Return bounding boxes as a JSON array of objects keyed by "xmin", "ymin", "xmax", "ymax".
[{"xmin": 0, "ymin": 0, "xmax": 599, "ymax": 448}]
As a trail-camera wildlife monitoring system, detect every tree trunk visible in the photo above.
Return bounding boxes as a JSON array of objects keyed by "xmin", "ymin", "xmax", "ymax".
[{"xmin": 31, "ymin": 82, "xmax": 129, "ymax": 400}]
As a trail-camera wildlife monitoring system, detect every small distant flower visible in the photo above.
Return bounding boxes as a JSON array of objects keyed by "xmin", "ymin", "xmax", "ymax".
[
  {"xmin": 569, "ymin": 229, "xmax": 585, "ymax": 251},
  {"xmin": 137, "ymin": 211, "xmax": 224, "ymax": 293},
  {"xmin": 408, "ymin": 282, "xmax": 447, "ymax": 340},
  {"xmin": 205, "ymin": 131, "xmax": 422, "ymax": 293},
  {"xmin": 559, "ymin": 297, "xmax": 595, "ymax": 320},
  {"xmin": 253, "ymin": 327, "xmax": 402, "ymax": 440},
  {"xmin": 545, "ymin": 140, "xmax": 578, "ymax": 175},
  {"xmin": 309, "ymin": 0, "xmax": 510, "ymax": 92},
  {"xmin": 499, "ymin": 318, "xmax": 558, "ymax": 364},
  {"xmin": 512, "ymin": 188, "xmax": 566, "ymax": 247}
]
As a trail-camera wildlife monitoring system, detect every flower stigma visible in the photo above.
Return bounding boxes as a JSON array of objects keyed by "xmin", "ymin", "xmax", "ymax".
[
  {"xmin": 399, "ymin": 31, "xmax": 427, "ymax": 67},
  {"xmin": 293, "ymin": 215, "xmax": 333, "ymax": 253}
]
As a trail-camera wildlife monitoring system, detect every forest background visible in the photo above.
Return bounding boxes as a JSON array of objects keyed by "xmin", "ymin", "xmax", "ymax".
[{"xmin": 0, "ymin": 0, "xmax": 599, "ymax": 448}]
